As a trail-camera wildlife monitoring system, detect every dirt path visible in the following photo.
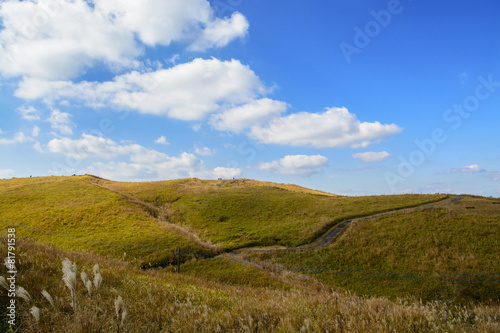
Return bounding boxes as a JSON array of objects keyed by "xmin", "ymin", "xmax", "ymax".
[
  {"xmin": 81, "ymin": 178, "xmax": 218, "ymax": 252},
  {"xmin": 234, "ymin": 196, "xmax": 464, "ymax": 254}
]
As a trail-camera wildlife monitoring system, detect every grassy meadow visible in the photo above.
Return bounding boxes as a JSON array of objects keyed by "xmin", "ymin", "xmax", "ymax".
[
  {"xmin": 82, "ymin": 175, "xmax": 449, "ymax": 250},
  {"xmin": 0, "ymin": 175, "xmax": 499, "ymax": 332},
  {"xmin": 244, "ymin": 197, "xmax": 500, "ymax": 304}
]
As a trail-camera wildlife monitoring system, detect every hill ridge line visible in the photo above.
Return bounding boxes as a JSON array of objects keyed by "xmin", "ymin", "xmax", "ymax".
[{"xmin": 80, "ymin": 178, "xmax": 218, "ymax": 253}]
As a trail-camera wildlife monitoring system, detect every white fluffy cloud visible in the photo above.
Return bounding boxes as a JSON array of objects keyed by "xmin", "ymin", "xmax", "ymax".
[
  {"xmin": 0, "ymin": 0, "xmax": 249, "ymax": 81},
  {"xmin": 0, "ymin": 0, "xmax": 140, "ymax": 80},
  {"xmin": 47, "ymin": 134, "xmax": 143, "ymax": 159},
  {"xmin": 189, "ymin": 12, "xmax": 249, "ymax": 51},
  {"xmin": 154, "ymin": 136, "xmax": 169, "ymax": 145},
  {"xmin": 17, "ymin": 59, "xmax": 267, "ymax": 121},
  {"xmin": 47, "ymin": 134, "xmax": 239, "ymax": 181},
  {"xmin": 0, "ymin": 169, "xmax": 15, "ymax": 178},
  {"xmin": 210, "ymin": 98, "xmax": 287, "ymax": 133},
  {"xmin": 249, "ymin": 107, "xmax": 403, "ymax": 148},
  {"xmin": 257, "ymin": 154, "xmax": 328, "ymax": 176},
  {"xmin": 212, "ymin": 167, "xmax": 242, "ymax": 179},
  {"xmin": 17, "ymin": 106, "xmax": 40, "ymax": 120},
  {"xmin": 194, "ymin": 146, "xmax": 216, "ymax": 156},
  {"xmin": 32, "ymin": 126, "xmax": 40, "ymax": 137},
  {"xmin": 0, "ymin": 131, "xmax": 33, "ymax": 145},
  {"xmin": 47, "ymin": 109, "xmax": 75, "ymax": 135},
  {"xmin": 352, "ymin": 151, "xmax": 392, "ymax": 162}
]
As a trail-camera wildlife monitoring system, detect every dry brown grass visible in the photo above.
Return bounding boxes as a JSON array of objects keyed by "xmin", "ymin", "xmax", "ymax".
[{"xmin": 1, "ymin": 238, "xmax": 499, "ymax": 332}]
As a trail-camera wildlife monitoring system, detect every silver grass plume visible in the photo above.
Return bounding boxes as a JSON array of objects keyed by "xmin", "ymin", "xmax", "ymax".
[
  {"xmin": 62, "ymin": 258, "xmax": 77, "ymax": 293},
  {"xmin": 93, "ymin": 272, "xmax": 102, "ymax": 290},
  {"xmin": 16, "ymin": 286, "xmax": 31, "ymax": 302},
  {"xmin": 0, "ymin": 276, "xmax": 8, "ymax": 290},
  {"xmin": 30, "ymin": 306, "xmax": 40, "ymax": 323},
  {"xmin": 41, "ymin": 289, "xmax": 55, "ymax": 307}
]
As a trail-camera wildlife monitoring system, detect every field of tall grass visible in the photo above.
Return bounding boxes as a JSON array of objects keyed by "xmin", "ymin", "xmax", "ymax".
[
  {"xmin": 0, "ymin": 238, "xmax": 498, "ymax": 332},
  {"xmin": 244, "ymin": 197, "xmax": 500, "ymax": 304}
]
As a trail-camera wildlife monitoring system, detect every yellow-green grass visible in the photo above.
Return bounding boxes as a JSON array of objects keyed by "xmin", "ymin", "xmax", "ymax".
[
  {"xmin": 245, "ymin": 197, "xmax": 500, "ymax": 304},
  {"xmin": 1, "ymin": 238, "xmax": 498, "ymax": 332},
  {"xmin": 0, "ymin": 176, "xmax": 206, "ymax": 267},
  {"xmin": 87, "ymin": 176, "xmax": 448, "ymax": 250},
  {"xmin": 179, "ymin": 256, "xmax": 291, "ymax": 290}
]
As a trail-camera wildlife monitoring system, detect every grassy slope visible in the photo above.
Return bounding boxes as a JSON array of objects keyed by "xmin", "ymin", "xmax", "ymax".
[
  {"xmin": 91, "ymin": 176, "xmax": 448, "ymax": 250},
  {"xmin": 246, "ymin": 197, "xmax": 500, "ymax": 303},
  {"xmin": 1, "ymin": 238, "xmax": 498, "ymax": 332},
  {"xmin": 0, "ymin": 176, "xmax": 206, "ymax": 266}
]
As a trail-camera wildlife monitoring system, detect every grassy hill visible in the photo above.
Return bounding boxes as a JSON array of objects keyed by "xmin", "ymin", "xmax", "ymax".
[
  {"xmin": 0, "ymin": 175, "xmax": 499, "ymax": 331},
  {"xmin": 243, "ymin": 196, "xmax": 500, "ymax": 303},
  {"xmin": 82, "ymin": 175, "xmax": 448, "ymax": 250},
  {"xmin": 0, "ymin": 175, "xmax": 447, "ymax": 260},
  {"xmin": 0, "ymin": 176, "xmax": 207, "ymax": 267}
]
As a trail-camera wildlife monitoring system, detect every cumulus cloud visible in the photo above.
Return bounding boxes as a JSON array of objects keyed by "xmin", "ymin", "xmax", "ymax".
[
  {"xmin": 33, "ymin": 142, "xmax": 44, "ymax": 152},
  {"xmin": 249, "ymin": 107, "xmax": 403, "ymax": 148},
  {"xmin": 189, "ymin": 12, "xmax": 249, "ymax": 51},
  {"xmin": 212, "ymin": 167, "xmax": 241, "ymax": 179},
  {"xmin": 0, "ymin": 0, "xmax": 249, "ymax": 81},
  {"xmin": 0, "ymin": 169, "xmax": 15, "ymax": 178},
  {"xmin": 32, "ymin": 126, "xmax": 40, "ymax": 137},
  {"xmin": 257, "ymin": 154, "xmax": 328, "ymax": 176},
  {"xmin": 352, "ymin": 151, "xmax": 392, "ymax": 162},
  {"xmin": 47, "ymin": 134, "xmax": 143, "ymax": 159},
  {"xmin": 0, "ymin": 0, "xmax": 140, "ymax": 80},
  {"xmin": 47, "ymin": 109, "xmax": 75, "ymax": 135},
  {"xmin": 194, "ymin": 146, "xmax": 215, "ymax": 156},
  {"xmin": 210, "ymin": 98, "xmax": 287, "ymax": 133},
  {"xmin": 0, "ymin": 131, "xmax": 33, "ymax": 145},
  {"xmin": 154, "ymin": 136, "xmax": 169, "ymax": 145},
  {"xmin": 17, "ymin": 59, "xmax": 268, "ymax": 121},
  {"xmin": 47, "ymin": 134, "xmax": 238, "ymax": 181},
  {"xmin": 17, "ymin": 106, "xmax": 41, "ymax": 121}
]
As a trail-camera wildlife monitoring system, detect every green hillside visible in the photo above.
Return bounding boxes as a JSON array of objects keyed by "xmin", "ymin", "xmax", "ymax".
[
  {"xmin": 82, "ymin": 175, "xmax": 448, "ymax": 250},
  {"xmin": 0, "ymin": 175, "xmax": 448, "ymax": 261},
  {"xmin": 244, "ymin": 196, "xmax": 500, "ymax": 303},
  {"xmin": 0, "ymin": 176, "xmax": 207, "ymax": 267}
]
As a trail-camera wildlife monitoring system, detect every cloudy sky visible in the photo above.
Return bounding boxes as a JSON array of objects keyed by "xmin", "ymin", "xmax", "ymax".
[{"xmin": 1, "ymin": 0, "xmax": 499, "ymax": 196}]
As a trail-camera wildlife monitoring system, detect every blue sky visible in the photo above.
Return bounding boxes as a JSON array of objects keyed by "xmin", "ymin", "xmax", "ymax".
[{"xmin": 1, "ymin": 0, "xmax": 499, "ymax": 196}]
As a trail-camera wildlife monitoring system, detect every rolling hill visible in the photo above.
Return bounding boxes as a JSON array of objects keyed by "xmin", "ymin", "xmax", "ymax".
[{"xmin": 0, "ymin": 175, "xmax": 498, "ymax": 332}]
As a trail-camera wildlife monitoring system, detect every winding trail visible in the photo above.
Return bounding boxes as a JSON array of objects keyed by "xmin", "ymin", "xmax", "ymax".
[
  {"xmin": 234, "ymin": 196, "xmax": 464, "ymax": 254},
  {"xmin": 82, "ymin": 175, "xmax": 464, "ymax": 256}
]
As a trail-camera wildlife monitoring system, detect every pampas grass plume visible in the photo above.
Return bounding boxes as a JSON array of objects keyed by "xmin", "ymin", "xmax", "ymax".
[
  {"xmin": 42, "ymin": 289, "xmax": 55, "ymax": 307},
  {"xmin": 16, "ymin": 286, "xmax": 31, "ymax": 302},
  {"xmin": 30, "ymin": 306, "xmax": 40, "ymax": 323}
]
